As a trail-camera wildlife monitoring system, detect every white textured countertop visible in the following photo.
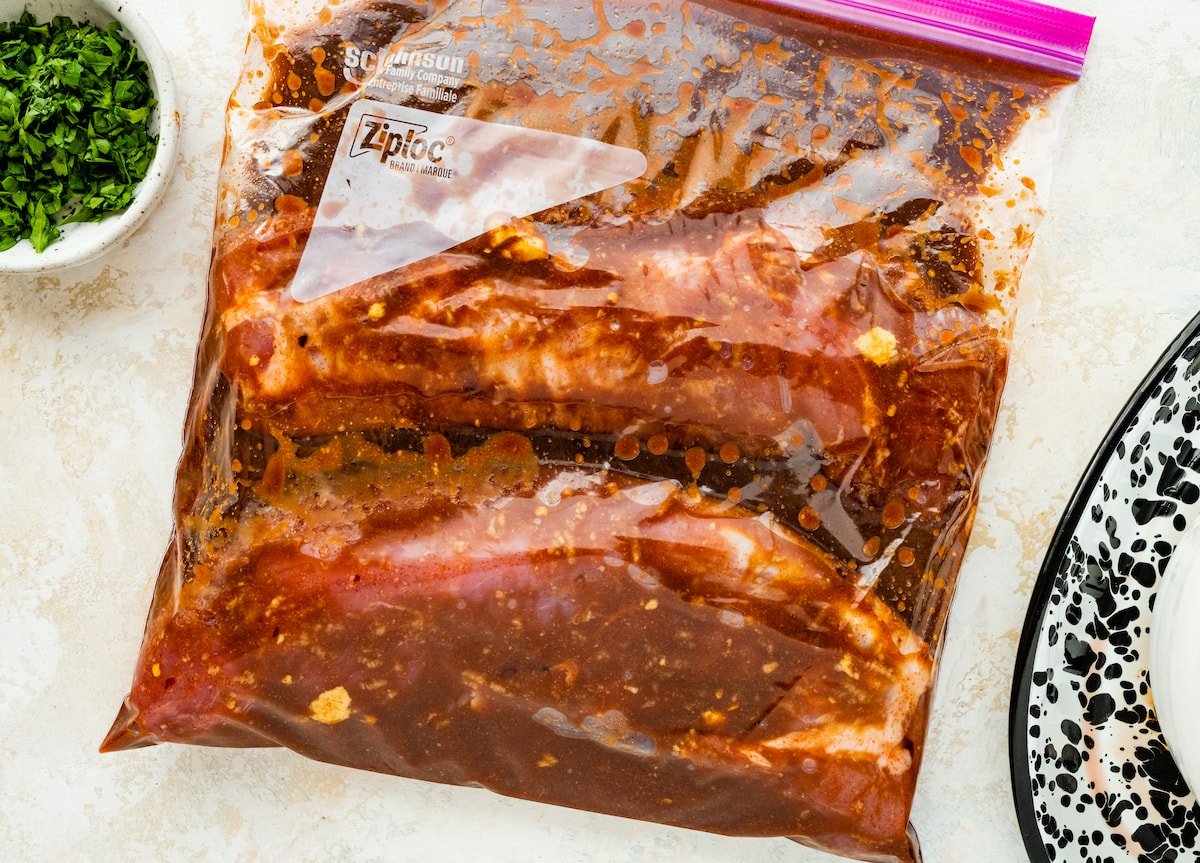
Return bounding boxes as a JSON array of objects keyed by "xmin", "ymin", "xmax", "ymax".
[{"xmin": 3, "ymin": 1, "xmax": 1199, "ymax": 861}]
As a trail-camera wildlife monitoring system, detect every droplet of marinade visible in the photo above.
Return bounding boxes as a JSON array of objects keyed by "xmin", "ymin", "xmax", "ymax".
[
  {"xmin": 615, "ymin": 436, "xmax": 641, "ymax": 461},
  {"xmin": 882, "ymin": 499, "xmax": 906, "ymax": 530}
]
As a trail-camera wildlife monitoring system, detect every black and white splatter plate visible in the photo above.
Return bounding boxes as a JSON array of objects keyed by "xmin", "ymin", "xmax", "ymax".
[{"xmin": 1011, "ymin": 312, "xmax": 1200, "ymax": 863}]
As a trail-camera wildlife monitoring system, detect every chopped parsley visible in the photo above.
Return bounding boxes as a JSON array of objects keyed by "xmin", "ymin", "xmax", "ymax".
[{"xmin": 0, "ymin": 12, "xmax": 159, "ymax": 253}]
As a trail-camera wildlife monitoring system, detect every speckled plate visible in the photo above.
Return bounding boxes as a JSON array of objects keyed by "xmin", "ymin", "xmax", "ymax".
[{"xmin": 1010, "ymin": 312, "xmax": 1200, "ymax": 863}]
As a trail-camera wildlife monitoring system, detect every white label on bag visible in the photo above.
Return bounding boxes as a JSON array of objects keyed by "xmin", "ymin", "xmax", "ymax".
[{"xmin": 290, "ymin": 100, "xmax": 648, "ymax": 303}]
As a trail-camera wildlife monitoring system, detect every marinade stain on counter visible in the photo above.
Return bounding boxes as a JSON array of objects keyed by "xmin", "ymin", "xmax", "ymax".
[{"xmin": 103, "ymin": 2, "xmax": 1080, "ymax": 862}]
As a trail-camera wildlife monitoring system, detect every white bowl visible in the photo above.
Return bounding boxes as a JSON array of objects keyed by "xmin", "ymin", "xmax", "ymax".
[
  {"xmin": 0, "ymin": 0, "xmax": 180, "ymax": 274},
  {"xmin": 1150, "ymin": 518, "xmax": 1200, "ymax": 792}
]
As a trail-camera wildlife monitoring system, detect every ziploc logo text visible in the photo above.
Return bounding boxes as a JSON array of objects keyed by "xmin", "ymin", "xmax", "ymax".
[{"xmin": 350, "ymin": 114, "xmax": 453, "ymax": 174}]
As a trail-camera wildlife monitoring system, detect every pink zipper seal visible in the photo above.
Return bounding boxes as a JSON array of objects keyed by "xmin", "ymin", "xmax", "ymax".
[{"xmin": 765, "ymin": 0, "xmax": 1095, "ymax": 77}]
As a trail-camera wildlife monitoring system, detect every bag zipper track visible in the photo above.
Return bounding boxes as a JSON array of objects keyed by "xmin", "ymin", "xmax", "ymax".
[{"xmin": 762, "ymin": 0, "xmax": 1095, "ymax": 77}]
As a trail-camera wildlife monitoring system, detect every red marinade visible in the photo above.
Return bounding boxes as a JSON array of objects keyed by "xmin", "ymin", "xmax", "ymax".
[{"xmin": 105, "ymin": 2, "xmax": 1075, "ymax": 860}]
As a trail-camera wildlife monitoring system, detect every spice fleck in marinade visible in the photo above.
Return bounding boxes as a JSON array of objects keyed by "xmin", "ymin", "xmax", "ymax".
[{"xmin": 105, "ymin": 2, "xmax": 1075, "ymax": 861}]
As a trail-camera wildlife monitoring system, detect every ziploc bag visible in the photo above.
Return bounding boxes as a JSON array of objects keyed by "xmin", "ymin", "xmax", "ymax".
[{"xmin": 104, "ymin": 1, "xmax": 1093, "ymax": 860}]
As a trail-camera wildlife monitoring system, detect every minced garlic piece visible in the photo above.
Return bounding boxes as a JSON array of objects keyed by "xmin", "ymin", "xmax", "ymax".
[
  {"xmin": 486, "ymin": 220, "xmax": 550, "ymax": 262},
  {"xmin": 309, "ymin": 686, "xmax": 352, "ymax": 724},
  {"xmin": 837, "ymin": 654, "xmax": 861, "ymax": 680},
  {"xmin": 854, "ymin": 327, "xmax": 899, "ymax": 366},
  {"xmin": 745, "ymin": 750, "xmax": 772, "ymax": 768}
]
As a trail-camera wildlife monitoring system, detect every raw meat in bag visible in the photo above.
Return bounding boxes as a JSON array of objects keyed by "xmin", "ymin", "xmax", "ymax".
[{"xmin": 104, "ymin": 1, "xmax": 1093, "ymax": 860}]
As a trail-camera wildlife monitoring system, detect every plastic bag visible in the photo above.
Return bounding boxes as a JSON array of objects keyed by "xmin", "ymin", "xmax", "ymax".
[{"xmin": 104, "ymin": 1, "xmax": 1093, "ymax": 859}]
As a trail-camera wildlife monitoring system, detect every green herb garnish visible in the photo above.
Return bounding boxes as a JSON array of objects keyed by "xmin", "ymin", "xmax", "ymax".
[{"xmin": 0, "ymin": 12, "xmax": 158, "ymax": 253}]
